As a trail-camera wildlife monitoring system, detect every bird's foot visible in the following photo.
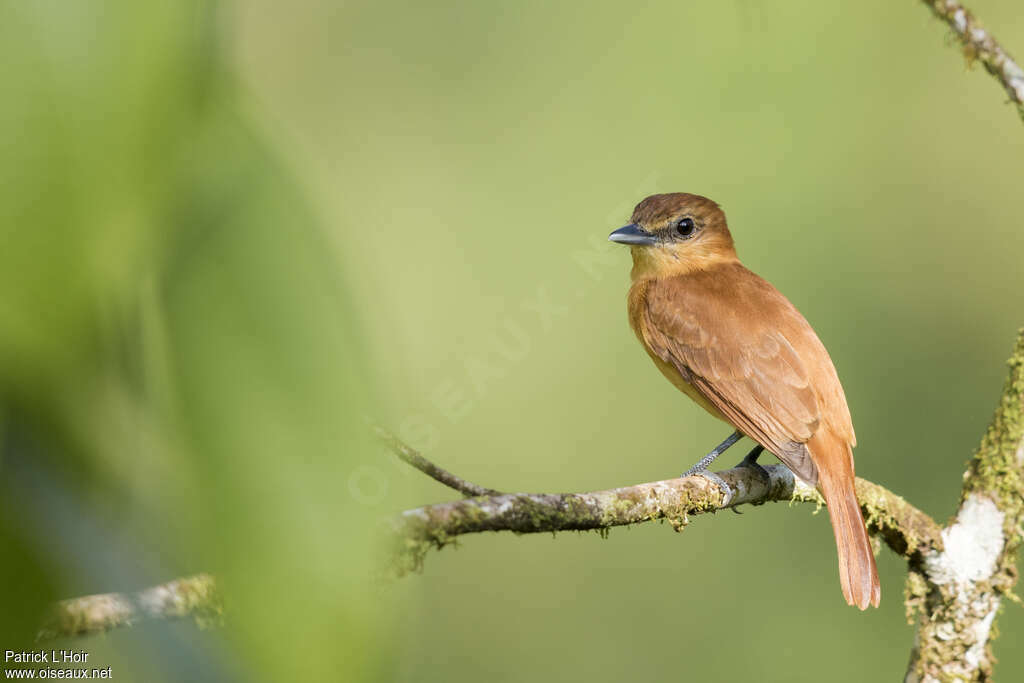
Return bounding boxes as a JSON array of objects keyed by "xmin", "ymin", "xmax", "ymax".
[
  {"xmin": 692, "ymin": 470, "xmax": 734, "ymax": 507},
  {"xmin": 679, "ymin": 430, "xmax": 745, "ymax": 506}
]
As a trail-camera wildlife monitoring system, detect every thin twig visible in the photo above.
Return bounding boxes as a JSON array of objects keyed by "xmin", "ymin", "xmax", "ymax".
[
  {"xmin": 921, "ymin": 0, "xmax": 1024, "ymax": 119},
  {"xmin": 371, "ymin": 423, "xmax": 501, "ymax": 497}
]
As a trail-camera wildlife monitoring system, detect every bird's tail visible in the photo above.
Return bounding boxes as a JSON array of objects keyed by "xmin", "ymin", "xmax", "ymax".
[{"xmin": 810, "ymin": 431, "xmax": 881, "ymax": 610}]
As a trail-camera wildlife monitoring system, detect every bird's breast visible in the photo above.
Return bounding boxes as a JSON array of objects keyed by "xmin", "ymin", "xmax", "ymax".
[{"xmin": 627, "ymin": 278, "xmax": 729, "ymax": 423}]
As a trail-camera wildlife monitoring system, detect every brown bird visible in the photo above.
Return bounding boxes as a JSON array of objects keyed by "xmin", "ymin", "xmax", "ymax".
[{"xmin": 609, "ymin": 192, "xmax": 880, "ymax": 609}]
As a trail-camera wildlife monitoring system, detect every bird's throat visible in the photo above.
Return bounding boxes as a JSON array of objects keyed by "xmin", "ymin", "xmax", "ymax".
[{"xmin": 629, "ymin": 244, "xmax": 738, "ymax": 282}]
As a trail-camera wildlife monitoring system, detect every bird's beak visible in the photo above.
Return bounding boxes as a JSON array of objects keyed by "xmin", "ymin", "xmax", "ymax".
[{"xmin": 608, "ymin": 223, "xmax": 657, "ymax": 245}]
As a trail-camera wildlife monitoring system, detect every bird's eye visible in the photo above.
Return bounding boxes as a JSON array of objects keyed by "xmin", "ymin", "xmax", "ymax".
[{"xmin": 675, "ymin": 217, "xmax": 696, "ymax": 238}]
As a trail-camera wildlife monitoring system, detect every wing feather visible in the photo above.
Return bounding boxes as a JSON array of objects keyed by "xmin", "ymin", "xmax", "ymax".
[{"xmin": 637, "ymin": 264, "xmax": 852, "ymax": 484}]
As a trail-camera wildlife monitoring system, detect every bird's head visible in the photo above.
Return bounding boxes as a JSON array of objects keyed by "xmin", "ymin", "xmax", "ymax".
[{"xmin": 609, "ymin": 193, "xmax": 737, "ymax": 279}]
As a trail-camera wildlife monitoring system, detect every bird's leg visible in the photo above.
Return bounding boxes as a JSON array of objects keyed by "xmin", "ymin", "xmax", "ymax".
[
  {"xmin": 724, "ymin": 445, "xmax": 771, "ymax": 515},
  {"xmin": 734, "ymin": 443, "xmax": 770, "ymax": 486},
  {"xmin": 681, "ymin": 430, "xmax": 742, "ymax": 478},
  {"xmin": 738, "ymin": 444, "xmax": 766, "ymax": 468},
  {"xmin": 681, "ymin": 430, "xmax": 743, "ymax": 506}
]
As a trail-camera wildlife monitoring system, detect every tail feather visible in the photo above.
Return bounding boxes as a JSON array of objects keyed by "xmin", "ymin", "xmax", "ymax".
[{"xmin": 811, "ymin": 434, "xmax": 880, "ymax": 609}]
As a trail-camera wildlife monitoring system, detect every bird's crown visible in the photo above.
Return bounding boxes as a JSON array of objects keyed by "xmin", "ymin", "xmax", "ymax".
[{"xmin": 630, "ymin": 193, "xmax": 726, "ymax": 231}]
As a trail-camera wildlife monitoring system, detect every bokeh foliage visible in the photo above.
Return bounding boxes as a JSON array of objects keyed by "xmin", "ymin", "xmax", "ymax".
[
  {"xmin": 2, "ymin": 1, "xmax": 1024, "ymax": 681},
  {"xmin": 1, "ymin": 2, "xmax": 389, "ymax": 681}
]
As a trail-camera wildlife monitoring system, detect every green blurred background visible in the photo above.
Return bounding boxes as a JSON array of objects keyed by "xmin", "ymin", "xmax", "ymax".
[{"xmin": 2, "ymin": 1, "xmax": 1023, "ymax": 681}]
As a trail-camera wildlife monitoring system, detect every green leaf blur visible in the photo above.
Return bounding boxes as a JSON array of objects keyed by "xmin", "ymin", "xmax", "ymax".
[{"xmin": 1, "ymin": 2, "xmax": 388, "ymax": 681}]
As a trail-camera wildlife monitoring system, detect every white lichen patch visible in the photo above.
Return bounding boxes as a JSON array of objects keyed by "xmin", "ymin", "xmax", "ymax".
[
  {"xmin": 919, "ymin": 534, "xmax": 1004, "ymax": 681},
  {"xmin": 964, "ymin": 605, "xmax": 999, "ymax": 670},
  {"xmin": 926, "ymin": 494, "xmax": 1005, "ymax": 586},
  {"xmin": 952, "ymin": 9, "xmax": 967, "ymax": 33},
  {"xmin": 1002, "ymin": 67, "xmax": 1024, "ymax": 104}
]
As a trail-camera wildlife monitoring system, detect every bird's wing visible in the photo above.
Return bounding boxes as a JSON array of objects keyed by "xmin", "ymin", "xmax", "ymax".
[{"xmin": 638, "ymin": 265, "xmax": 839, "ymax": 484}]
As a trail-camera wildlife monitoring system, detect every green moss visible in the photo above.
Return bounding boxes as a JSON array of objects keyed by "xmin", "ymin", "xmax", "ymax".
[
  {"xmin": 855, "ymin": 480, "xmax": 943, "ymax": 558},
  {"xmin": 904, "ymin": 569, "xmax": 928, "ymax": 626},
  {"xmin": 599, "ymin": 496, "xmax": 640, "ymax": 528},
  {"xmin": 962, "ymin": 331, "xmax": 1024, "ymax": 526}
]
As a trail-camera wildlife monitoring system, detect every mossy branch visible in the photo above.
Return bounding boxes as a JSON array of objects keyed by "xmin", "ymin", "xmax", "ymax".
[
  {"xmin": 36, "ymin": 574, "xmax": 222, "ymax": 641},
  {"xmin": 921, "ymin": 0, "xmax": 1024, "ymax": 120},
  {"xmin": 385, "ymin": 446, "xmax": 942, "ymax": 577},
  {"xmin": 905, "ymin": 330, "xmax": 1024, "ymax": 682}
]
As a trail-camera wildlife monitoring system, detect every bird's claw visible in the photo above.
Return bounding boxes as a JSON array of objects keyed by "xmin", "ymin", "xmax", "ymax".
[{"xmin": 693, "ymin": 470, "xmax": 734, "ymax": 507}]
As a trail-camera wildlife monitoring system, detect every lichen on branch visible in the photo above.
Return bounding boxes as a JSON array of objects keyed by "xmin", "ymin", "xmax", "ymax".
[
  {"xmin": 386, "ymin": 458, "xmax": 942, "ymax": 578},
  {"xmin": 922, "ymin": 0, "xmax": 1024, "ymax": 120},
  {"xmin": 37, "ymin": 573, "xmax": 222, "ymax": 641},
  {"xmin": 905, "ymin": 330, "xmax": 1024, "ymax": 682}
]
